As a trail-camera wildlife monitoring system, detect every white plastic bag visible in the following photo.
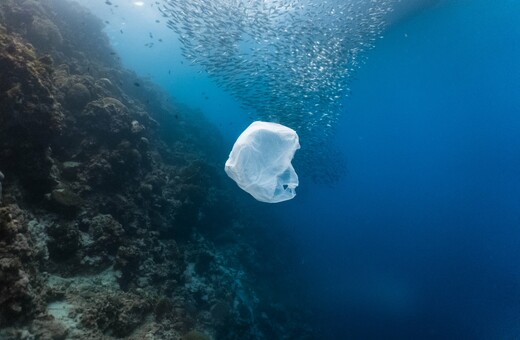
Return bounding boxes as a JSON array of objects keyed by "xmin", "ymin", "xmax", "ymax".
[{"xmin": 225, "ymin": 121, "xmax": 300, "ymax": 203}]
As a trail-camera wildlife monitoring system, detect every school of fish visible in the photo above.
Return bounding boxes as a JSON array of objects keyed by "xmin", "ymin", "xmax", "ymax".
[{"xmin": 158, "ymin": 0, "xmax": 394, "ymax": 183}]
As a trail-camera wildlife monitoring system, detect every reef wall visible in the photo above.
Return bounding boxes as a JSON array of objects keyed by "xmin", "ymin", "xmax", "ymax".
[{"xmin": 0, "ymin": 0, "xmax": 310, "ymax": 339}]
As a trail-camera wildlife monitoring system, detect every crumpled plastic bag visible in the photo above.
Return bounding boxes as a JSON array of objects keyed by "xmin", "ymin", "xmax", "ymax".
[{"xmin": 225, "ymin": 121, "xmax": 300, "ymax": 203}]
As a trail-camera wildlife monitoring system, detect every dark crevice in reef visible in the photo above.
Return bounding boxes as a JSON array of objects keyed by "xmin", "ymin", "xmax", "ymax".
[{"xmin": 0, "ymin": 0, "xmax": 312, "ymax": 339}]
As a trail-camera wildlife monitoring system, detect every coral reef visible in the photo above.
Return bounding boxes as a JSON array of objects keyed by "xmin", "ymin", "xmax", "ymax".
[{"xmin": 0, "ymin": 0, "xmax": 312, "ymax": 339}]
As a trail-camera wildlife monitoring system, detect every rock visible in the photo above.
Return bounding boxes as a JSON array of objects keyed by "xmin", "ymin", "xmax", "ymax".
[{"xmin": 50, "ymin": 188, "xmax": 82, "ymax": 208}]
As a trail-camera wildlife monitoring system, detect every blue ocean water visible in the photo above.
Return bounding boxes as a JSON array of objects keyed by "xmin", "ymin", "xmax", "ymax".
[
  {"xmin": 78, "ymin": 0, "xmax": 520, "ymax": 338},
  {"xmin": 280, "ymin": 1, "xmax": 520, "ymax": 338}
]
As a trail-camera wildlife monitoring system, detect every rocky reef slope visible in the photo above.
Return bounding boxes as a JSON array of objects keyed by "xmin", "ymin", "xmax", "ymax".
[{"xmin": 0, "ymin": 0, "xmax": 311, "ymax": 339}]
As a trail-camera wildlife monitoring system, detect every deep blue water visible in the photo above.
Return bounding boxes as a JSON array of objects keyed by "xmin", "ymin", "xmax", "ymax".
[
  {"xmin": 78, "ymin": 0, "xmax": 520, "ymax": 338},
  {"xmin": 278, "ymin": 1, "xmax": 520, "ymax": 338}
]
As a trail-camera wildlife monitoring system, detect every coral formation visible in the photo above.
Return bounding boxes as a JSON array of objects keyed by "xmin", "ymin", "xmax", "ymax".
[{"xmin": 0, "ymin": 205, "xmax": 45, "ymax": 326}]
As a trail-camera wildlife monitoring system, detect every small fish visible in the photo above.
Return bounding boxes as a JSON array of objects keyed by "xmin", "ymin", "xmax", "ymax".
[{"xmin": 134, "ymin": 82, "xmax": 140, "ymax": 87}]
